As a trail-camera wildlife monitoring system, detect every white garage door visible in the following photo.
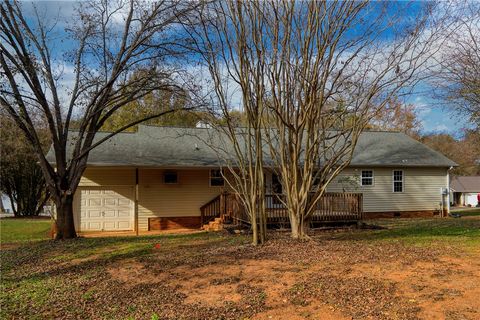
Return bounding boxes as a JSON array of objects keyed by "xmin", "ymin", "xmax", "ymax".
[
  {"xmin": 78, "ymin": 187, "xmax": 134, "ymax": 231},
  {"xmin": 465, "ymin": 193, "xmax": 479, "ymax": 206}
]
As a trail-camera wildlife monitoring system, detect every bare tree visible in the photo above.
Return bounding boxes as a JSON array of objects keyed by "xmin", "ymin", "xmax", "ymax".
[
  {"xmin": 0, "ymin": 0, "xmax": 198, "ymax": 239},
  {"xmin": 261, "ymin": 1, "xmax": 448, "ymax": 239},
  {"xmin": 192, "ymin": 1, "xmax": 448, "ymax": 239},
  {"xmin": 434, "ymin": 1, "xmax": 480, "ymax": 129},
  {"xmin": 187, "ymin": 1, "xmax": 269, "ymax": 245}
]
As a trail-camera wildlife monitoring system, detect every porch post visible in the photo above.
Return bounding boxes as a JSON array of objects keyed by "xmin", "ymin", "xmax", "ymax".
[{"xmin": 220, "ymin": 192, "xmax": 226, "ymax": 217}]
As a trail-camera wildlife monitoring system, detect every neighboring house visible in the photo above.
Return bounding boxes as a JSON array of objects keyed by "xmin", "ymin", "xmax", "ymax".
[
  {"xmin": 46, "ymin": 125, "xmax": 456, "ymax": 233},
  {"xmin": 450, "ymin": 176, "xmax": 480, "ymax": 207},
  {"xmin": 0, "ymin": 193, "xmax": 14, "ymax": 215}
]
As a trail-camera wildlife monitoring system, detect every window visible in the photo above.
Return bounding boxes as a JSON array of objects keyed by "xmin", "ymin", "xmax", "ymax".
[
  {"xmin": 271, "ymin": 173, "xmax": 283, "ymax": 205},
  {"xmin": 164, "ymin": 171, "xmax": 178, "ymax": 184},
  {"xmin": 393, "ymin": 170, "xmax": 403, "ymax": 192},
  {"xmin": 361, "ymin": 170, "xmax": 374, "ymax": 186},
  {"xmin": 271, "ymin": 173, "xmax": 283, "ymax": 194},
  {"xmin": 210, "ymin": 169, "xmax": 224, "ymax": 186},
  {"xmin": 312, "ymin": 171, "xmax": 321, "ymax": 188}
]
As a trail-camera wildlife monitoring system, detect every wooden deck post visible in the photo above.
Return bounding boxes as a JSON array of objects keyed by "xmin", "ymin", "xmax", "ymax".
[{"xmin": 220, "ymin": 192, "xmax": 226, "ymax": 218}]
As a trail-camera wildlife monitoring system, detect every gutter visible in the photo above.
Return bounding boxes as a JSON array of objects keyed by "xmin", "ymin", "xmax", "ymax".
[{"xmin": 135, "ymin": 168, "xmax": 139, "ymax": 236}]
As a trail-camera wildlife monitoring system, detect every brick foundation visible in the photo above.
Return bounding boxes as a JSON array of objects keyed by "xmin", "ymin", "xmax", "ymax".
[
  {"xmin": 364, "ymin": 210, "xmax": 437, "ymax": 219},
  {"xmin": 148, "ymin": 217, "xmax": 201, "ymax": 230}
]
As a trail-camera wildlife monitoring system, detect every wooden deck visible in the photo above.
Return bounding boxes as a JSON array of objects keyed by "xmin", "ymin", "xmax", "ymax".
[{"xmin": 200, "ymin": 192, "xmax": 363, "ymax": 226}]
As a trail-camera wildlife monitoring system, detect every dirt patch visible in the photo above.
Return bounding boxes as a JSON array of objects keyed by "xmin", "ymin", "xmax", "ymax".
[
  {"xmin": 107, "ymin": 259, "xmax": 167, "ymax": 286},
  {"xmin": 99, "ymin": 234, "xmax": 480, "ymax": 319},
  {"xmin": 286, "ymin": 275, "xmax": 421, "ymax": 320},
  {"xmin": 169, "ymin": 259, "xmax": 301, "ymax": 308},
  {"xmin": 253, "ymin": 303, "xmax": 350, "ymax": 320},
  {"xmin": 3, "ymin": 231, "xmax": 480, "ymax": 319}
]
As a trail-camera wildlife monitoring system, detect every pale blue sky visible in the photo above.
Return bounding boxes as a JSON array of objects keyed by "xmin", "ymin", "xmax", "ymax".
[{"xmin": 19, "ymin": 0, "xmax": 472, "ymax": 137}]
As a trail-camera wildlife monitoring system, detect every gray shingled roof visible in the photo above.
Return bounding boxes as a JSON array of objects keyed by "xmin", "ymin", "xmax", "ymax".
[
  {"xmin": 450, "ymin": 176, "xmax": 480, "ymax": 192},
  {"xmin": 46, "ymin": 125, "xmax": 457, "ymax": 168}
]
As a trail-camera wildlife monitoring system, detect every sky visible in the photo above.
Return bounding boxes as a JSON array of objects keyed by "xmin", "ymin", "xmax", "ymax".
[{"xmin": 16, "ymin": 0, "xmax": 473, "ymax": 137}]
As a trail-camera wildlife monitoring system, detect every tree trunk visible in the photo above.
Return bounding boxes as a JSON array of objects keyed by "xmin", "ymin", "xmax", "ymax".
[
  {"xmin": 290, "ymin": 209, "xmax": 310, "ymax": 240},
  {"xmin": 54, "ymin": 194, "xmax": 77, "ymax": 240},
  {"xmin": 290, "ymin": 212, "xmax": 300, "ymax": 239},
  {"xmin": 252, "ymin": 212, "xmax": 258, "ymax": 245}
]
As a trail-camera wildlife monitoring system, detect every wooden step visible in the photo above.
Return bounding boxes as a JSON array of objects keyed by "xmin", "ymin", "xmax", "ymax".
[{"xmin": 202, "ymin": 218, "xmax": 224, "ymax": 231}]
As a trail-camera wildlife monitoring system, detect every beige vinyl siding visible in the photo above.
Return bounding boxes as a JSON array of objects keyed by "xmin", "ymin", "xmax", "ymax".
[
  {"xmin": 137, "ymin": 169, "xmax": 223, "ymax": 230},
  {"xmin": 79, "ymin": 167, "xmax": 135, "ymax": 186},
  {"xmin": 326, "ymin": 167, "xmax": 448, "ymax": 212},
  {"xmin": 74, "ymin": 166, "xmax": 449, "ymax": 232},
  {"xmin": 76, "ymin": 167, "xmax": 225, "ymax": 231}
]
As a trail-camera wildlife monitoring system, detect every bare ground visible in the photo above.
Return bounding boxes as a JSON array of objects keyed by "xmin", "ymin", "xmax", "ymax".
[{"xmin": 1, "ymin": 229, "xmax": 480, "ymax": 319}]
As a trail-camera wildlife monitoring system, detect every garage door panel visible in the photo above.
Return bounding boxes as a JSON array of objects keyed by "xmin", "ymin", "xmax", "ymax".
[
  {"xmin": 103, "ymin": 221, "xmax": 117, "ymax": 230},
  {"xmin": 104, "ymin": 210, "xmax": 117, "ymax": 218},
  {"xmin": 77, "ymin": 186, "xmax": 134, "ymax": 232},
  {"xmin": 118, "ymin": 210, "xmax": 131, "ymax": 217},
  {"xmin": 118, "ymin": 199, "xmax": 130, "ymax": 206},
  {"xmin": 104, "ymin": 198, "xmax": 116, "ymax": 206},
  {"xmin": 118, "ymin": 221, "xmax": 131, "ymax": 229},
  {"xmin": 88, "ymin": 198, "xmax": 102, "ymax": 206},
  {"xmin": 86, "ymin": 221, "xmax": 102, "ymax": 230},
  {"xmin": 87, "ymin": 210, "xmax": 102, "ymax": 218}
]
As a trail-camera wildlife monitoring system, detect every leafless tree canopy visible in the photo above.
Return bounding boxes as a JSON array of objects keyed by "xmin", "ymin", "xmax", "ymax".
[
  {"xmin": 434, "ymin": 1, "xmax": 480, "ymax": 128},
  {"xmin": 189, "ymin": 1, "xmax": 448, "ymax": 239},
  {"xmin": 186, "ymin": 1, "xmax": 271, "ymax": 245},
  {"xmin": 0, "ymin": 0, "xmax": 466, "ymax": 242},
  {"xmin": 0, "ymin": 0, "xmax": 199, "ymax": 239}
]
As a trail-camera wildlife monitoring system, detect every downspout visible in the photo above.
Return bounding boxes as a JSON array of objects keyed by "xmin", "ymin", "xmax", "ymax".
[
  {"xmin": 446, "ymin": 166, "xmax": 453, "ymax": 217},
  {"xmin": 135, "ymin": 168, "xmax": 139, "ymax": 235}
]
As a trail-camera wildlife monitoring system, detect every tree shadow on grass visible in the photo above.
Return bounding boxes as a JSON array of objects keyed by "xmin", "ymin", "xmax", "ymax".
[{"xmin": 0, "ymin": 232, "xmax": 230, "ymax": 283}]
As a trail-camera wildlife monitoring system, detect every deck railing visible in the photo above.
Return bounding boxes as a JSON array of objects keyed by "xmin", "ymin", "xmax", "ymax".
[
  {"xmin": 200, "ymin": 192, "xmax": 363, "ymax": 226},
  {"xmin": 200, "ymin": 194, "xmax": 222, "ymax": 225},
  {"xmin": 264, "ymin": 192, "xmax": 363, "ymax": 223}
]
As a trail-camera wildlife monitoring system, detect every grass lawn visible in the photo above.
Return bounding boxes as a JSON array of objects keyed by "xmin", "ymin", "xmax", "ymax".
[
  {"xmin": 352, "ymin": 216, "xmax": 480, "ymax": 247},
  {"xmin": 0, "ymin": 218, "xmax": 52, "ymax": 243},
  {"xmin": 1, "ymin": 217, "xmax": 479, "ymax": 319},
  {"xmin": 451, "ymin": 207, "xmax": 480, "ymax": 217}
]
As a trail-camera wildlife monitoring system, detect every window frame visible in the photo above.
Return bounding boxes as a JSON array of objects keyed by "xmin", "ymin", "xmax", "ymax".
[
  {"xmin": 209, "ymin": 169, "xmax": 225, "ymax": 187},
  {"xmin": 163, "ymin": 171, "xmax": 178, "ymax": 184},
  {"xmin": 360, "ymin": 169, "xmax": 374, "ymax": 187},
  {"xmin": 271, "ymin": 173, "xmax": 283, "ymax": 205},
  {"xmin": 312, "ymin": 170, "xmax": 321, "ymax": 189},
  {"xmin": 392, "ymin": 170, "xmax": 404, "ymax": 193}
]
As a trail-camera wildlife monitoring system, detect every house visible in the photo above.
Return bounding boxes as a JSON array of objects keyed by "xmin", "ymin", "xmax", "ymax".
[
  {"xmin": 0, "ymin": 193, "xmax": 14, "ymax": 215},
  {"xmin": 450, "ymin": 176, "xmax": 480, "ymax": 207},
  {"xmin": 47, "ymin": 125, "xmax": 456, "ymax": 233}
]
